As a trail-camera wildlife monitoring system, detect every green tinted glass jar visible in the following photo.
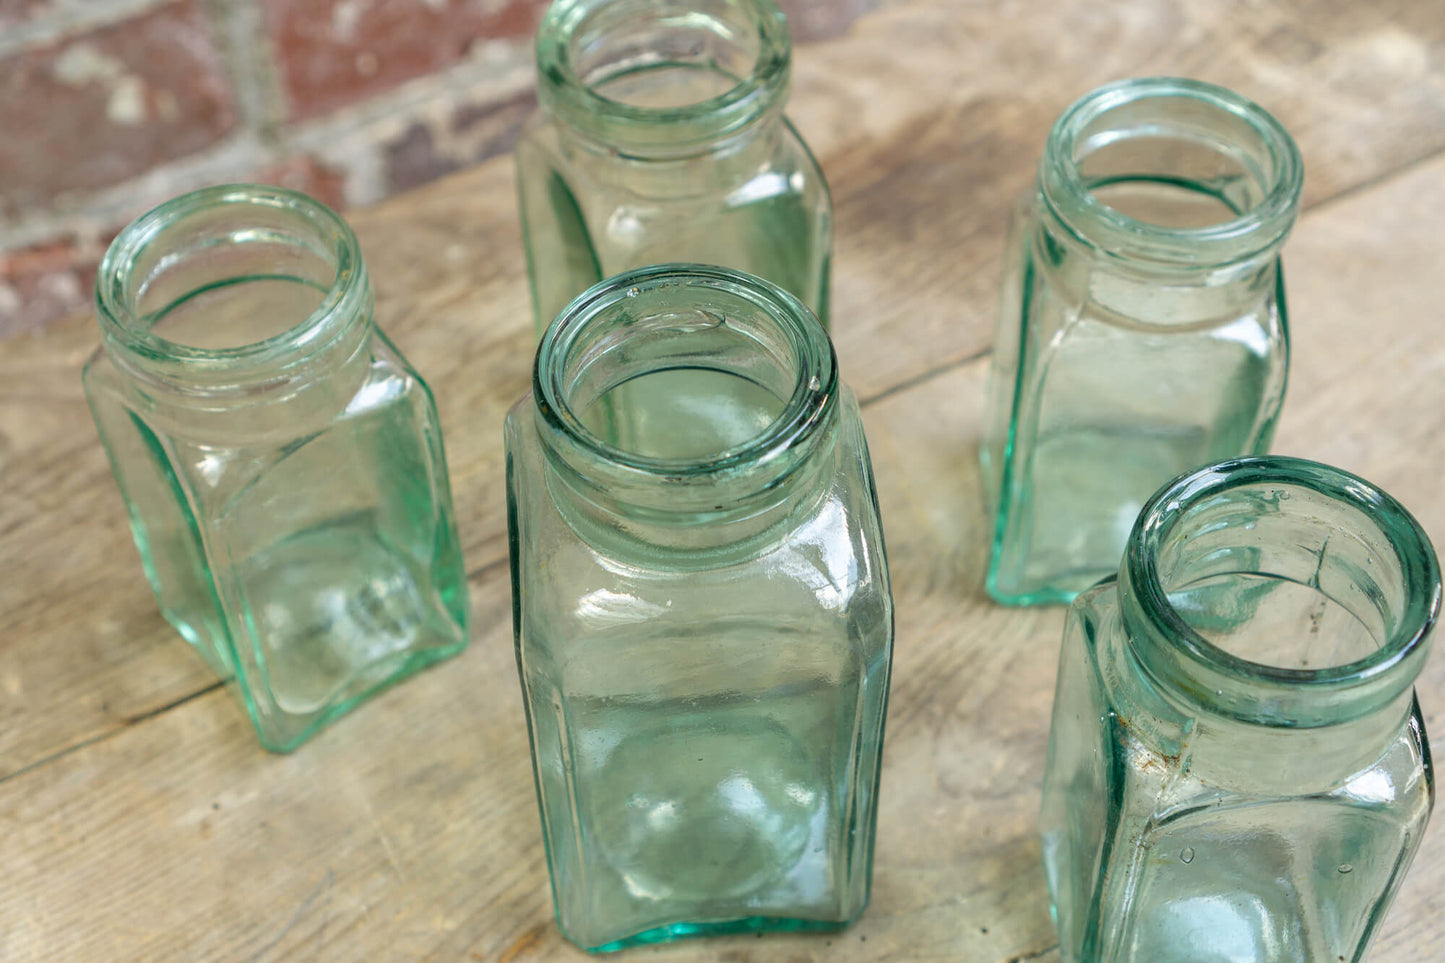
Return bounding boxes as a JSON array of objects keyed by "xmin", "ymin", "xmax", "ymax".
[
  {"xmin": 505, "ymin": 264, "xmax": 892, "ymax": 951},
  {"xmin": 982, "ymin": 78, "xmax": 1302, "ymax": 605},
  {"xmin": 83, "ymin": 185, "xmax": 469, "ymax": 752},
  {"xmin": 1042, "ymin": 457, "xmax": 1438, "ymax": 962},
  {"xmin": 515, "ymin": 0, "xmax": 832, "ymax": 334}
]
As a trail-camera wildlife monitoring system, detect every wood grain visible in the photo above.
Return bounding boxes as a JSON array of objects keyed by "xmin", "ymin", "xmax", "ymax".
[
  {"xmin": 2, "ymin": 0, "xmax": 1445, "ymax": 958},
  {"xmin": 5, "ymin": 0, "xmax": 1445, "ymax": 785}
]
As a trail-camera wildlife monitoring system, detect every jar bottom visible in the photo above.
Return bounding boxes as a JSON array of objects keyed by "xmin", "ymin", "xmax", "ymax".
[
  {"xmin": 555, "ymin": 654, "xmax": 869, "ymax": 950},
  {"xmin": 223, "ymin": 517, "xmax": 465, "ymax": 751},
  {"xmin": 1167, "ymin": 571, "xmax": 1382, "ymax": 669},
  {"xmin": 578, "ymin": 365, "xmax": 786, "ymax": 460},
  {"xmin": 242, "ymin": 520, "xmax": 459, "ymax": 714},
  {"xmin": 591, "ymin": 62, "xmax": 741, "ymax": 109},
  {"xmin": 589, "ymin": 715, "xmax": 820, "ymax": 901}
]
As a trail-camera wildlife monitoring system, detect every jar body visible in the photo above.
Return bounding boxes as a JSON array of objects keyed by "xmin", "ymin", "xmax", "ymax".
[
  {"xmin": 1040, "ymin": 458, "xmax": 1438, "ymax": 962},
  {"xmin": 982, "ymin": 79, "xmax": 1299, "ymax": 605},
  {"xmin": 506, "ymin": 265, "xmax": 890, "ymax": 951},
  {"xmin": 83, "ymin": 187, "xmax": 469, "ymax": 752},
  {"xmin": 1043, "ymin": 583, "xmax": 1431, "ymax": 962},
  {"xmin": 515, "ymin": 0, "xmax": 832, "ymax": 332}
]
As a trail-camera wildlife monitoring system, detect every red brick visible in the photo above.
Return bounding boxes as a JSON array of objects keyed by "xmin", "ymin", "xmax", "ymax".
[
  {"xmin": 384, "ymin": 89, "xmax": 532, "ymax": 193},
  {"xmin": 0, "ymin": 1, "xmax": 236, "ymax": 216},
  {"xmin": 0, "ymin": 0, "xmax": 41, "ymax": 24},
  {"xmin": 254, "ymin": 155, "xmax": 349, "ymax": 211},
  {"xmin": 265, "ymin": 0, "xmax": 547, "ymax": 121},
  {"xmin": 0, "ymin": 234, "xmax": 107, "ymax": 337},
  {"xmin": 0, "ymin": 152, "xmax": 347, "ymax": 338}
]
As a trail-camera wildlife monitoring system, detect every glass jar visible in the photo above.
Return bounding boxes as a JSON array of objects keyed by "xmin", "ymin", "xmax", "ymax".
[
  {"xmin": 1041, "ymin": 457, "xmax": 1439, "ymax": 963},
  {"xmin": 515, "ymin": 0, "xmax": 832, "ymax": 334},
  {"xmin": 505, "ymin": 264, "xmax": 892, "ymax": 951},
  {"xmin": 981, "ymin": 78, "xmax": 1303, "ymax": 605},
  {"xmin": 83, "ymin": 185, "xmax": 470, "ymax": 752}
]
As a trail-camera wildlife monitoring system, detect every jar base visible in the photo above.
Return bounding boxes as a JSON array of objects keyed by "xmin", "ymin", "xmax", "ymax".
[
  {"xmin": 246, "ymin": 640, "xmax": 466, "ymax": 754},
  {"xmin": 581, "ymin": 914, "xmax": 854, "ymax": 954}
]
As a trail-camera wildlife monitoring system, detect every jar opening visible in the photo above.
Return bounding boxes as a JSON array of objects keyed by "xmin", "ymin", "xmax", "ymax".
[
  {"xmin": 1123, "ymin": 457, "xmax": 1440, "ymax": 725},
  {"xmin": 96, "ymin": 185, "xmax": 366, "ymax": 369},
  {"xmin": 1041, "ymin": 78, "xmax": 1303, "ymax": 266},
  {"xmin": 537, "ymin": 0, "xmax": 790, "ymax": 154},
  {"xmin": 536, "ymin": 263, "xmax": 833, "ymax": 479}
]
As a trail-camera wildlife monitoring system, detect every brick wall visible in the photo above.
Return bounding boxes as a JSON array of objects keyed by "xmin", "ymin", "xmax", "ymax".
[{"xmin": 0, "ymin": 0, "xmax": 875, "ymax": 337}]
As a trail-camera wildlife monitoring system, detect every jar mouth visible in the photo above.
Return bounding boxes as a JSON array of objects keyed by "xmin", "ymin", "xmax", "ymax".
[
  {"xmin": 95, "ymin": 184, "xmax": 367, "ymax": 375},
  {"xmin": 1041, "ymin": 77, "xmax": 1304, "ymax": 268},
  {"xmin": 536, "ymin": 263, "xmax": 834, "ymax": 481},
  {"xmin": 1123, "ymin": 457, "xmax": 1440, "ymax": 726},
  {"xmin": 536, "ymin": 0, "xmax": 790, "ymax": 156}
]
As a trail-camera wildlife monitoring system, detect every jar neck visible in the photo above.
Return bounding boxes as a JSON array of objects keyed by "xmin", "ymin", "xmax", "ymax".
[
  {"xmin": 95, "ymin": 184, "xmax": 373, "ymax": 405},
  {"xmin": 1117, "ymin": 457, "xmax": 1440, "ymax": 731},
  {"xmin": 1038, "ymin": 77, "xmax": 1302, "ymax": 286},
  {"xmin": 536, "ymin": 0, "xmax": 791, "ymax": 161},
  {"xmin": 533, "ymin": 263, "xmax": 837, "ymax": 553}
]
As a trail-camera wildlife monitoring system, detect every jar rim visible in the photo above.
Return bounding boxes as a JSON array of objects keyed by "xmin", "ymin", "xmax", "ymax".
[
  {"xmin": 95, "ymin": 184, "xmax": 366, "ymax": 373},
  {"xmin": 533, "ymin": 263, "xmax": 836, "ymax": 482},
  {"xmin": 1123, "ymin": 456, "xmax": 1441, "ymax": 724},
  {"xmin": 1041, "ymin": 77, "xmax": 1304, "ymax": 268},
  {"xmin": 535, "ymin": 0, "xmax": 791, "ymax": 155}
]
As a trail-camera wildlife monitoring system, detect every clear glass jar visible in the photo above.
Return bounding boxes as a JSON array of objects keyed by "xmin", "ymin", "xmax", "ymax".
[
  {"xmin": 505, "ymin": 264, "xmax": 892, "ymax": 951},
  {"xmin": 515, "ymin": 0, "xmax": 832, "ymax": 334},
  {"xmin": 982, "ymin": 78, "xmax": 1303, "ymax": 605},
  {"xmin": 1041, "ymin": 457, "xmax": 1438, "ymax": 962},
  {"xmin": 83, "ymin": 185, "xmax": 470, "ymax": 752}
]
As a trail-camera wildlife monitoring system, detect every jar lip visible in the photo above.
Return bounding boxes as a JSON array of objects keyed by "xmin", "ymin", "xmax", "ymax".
[
  {"xmin": 535, "ymin": 0, "xmax": 791, "ymax": 154},
  {"xmin": 1041, "ymin": 77, "xmax": 1304, "ymax": 267},
  {"xmin": 95, "ymin": 184, "xmax": 366, "ymax": 372},
  {"xmin": 1126, "ymin": 457, "xmax": 1441, "ymax": 707},
  {"xmin": 534, "ymin": 263, "xmax": 836, "ymax": 481}
]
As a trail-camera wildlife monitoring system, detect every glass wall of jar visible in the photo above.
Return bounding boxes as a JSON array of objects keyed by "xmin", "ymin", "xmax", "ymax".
[
  {"xmin": 982, "ymin": 78, "xmax": 1302, "ymax": 605},
  {"xmin": 505, "ymin": 264, "xmax": 891, "ymax": 950},
  {"xmin": 83, "ymin": 185, "xmax": 470, "ymax": 752},
  {"xmin": 1041, "ymin": 457, "xmax": 1438, "ymax": 962},
  {"xmin": 515, "ymin": 0, "xmax": 832, "ymax": 334}
]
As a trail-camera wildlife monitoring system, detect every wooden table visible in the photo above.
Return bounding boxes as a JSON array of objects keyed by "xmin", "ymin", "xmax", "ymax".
[{"xmin": 4, "ymin": 0, "xmax": 1445, "ymax": 959}]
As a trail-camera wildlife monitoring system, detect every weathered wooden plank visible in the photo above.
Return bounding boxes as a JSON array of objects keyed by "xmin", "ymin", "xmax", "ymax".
[
  {"xmin": 4, "ymin": 147, "xmax": 1445, "ymax": 960},
  {"xmin": 4, "ymin": 0, "xmax": 1445, "ymax": 786},
  {"xmin": 811, "ymin": 0, "xmax": 1445, "ymax": 399}
]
